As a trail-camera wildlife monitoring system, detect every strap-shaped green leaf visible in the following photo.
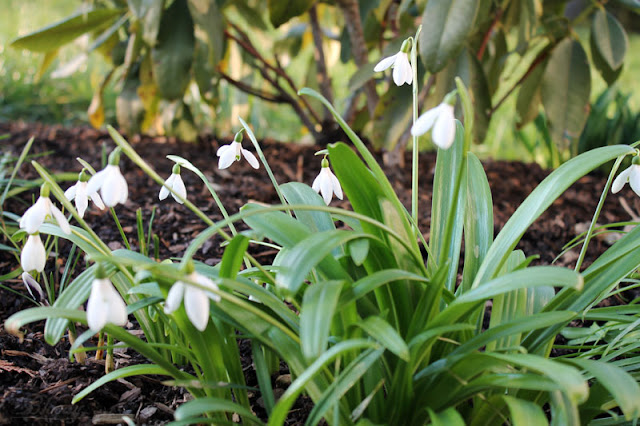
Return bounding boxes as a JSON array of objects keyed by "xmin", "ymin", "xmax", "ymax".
[
  {"xmin": 301, "ymin": 280, "xmax": 344, "ymax": 361},
  {"xmin": 73, "ymin": 364, "xmax": 167, "ymax": 404},
  {"xmin": 355, "ymin": 316, "xmax": 409, "ymax": 361},
  {"xmin": 472, "ymin": 144, "xmax": 633, "ymax": 288},
  {"xmin": 503, "ymin": 395, "xmax": 549, "ymax": 426},
  {"xmin": 174, "ymin": 396, "xmax": 262, "ymax": 424},
  {"xmin": 281, "ymin": 182, "xmax": 336, "ymax": 234}
]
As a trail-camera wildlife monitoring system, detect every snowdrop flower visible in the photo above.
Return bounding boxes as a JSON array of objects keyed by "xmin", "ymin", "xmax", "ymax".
[
  {"xmin": 411, "ymin": 95, "xmax": 457, "ymax": 150},
  {"xmin": 86, "ymin": 148, "xmax": 128, "ymax": 208},
  {"xmin": 20, "ymin": 185, "xmax": 71, "ymax": 235},
  {"xmin": 159, "ymin": 164, "xmax": 187, "ymax": 204},
  {"xmin": 164, "ymin": 264, "xmax": 221, "ymax": 331},
  {"xmin": 312, "ymin": 157, "xmax": 343, "ymax": 205},
  {"xmin": 20, "ymin": 234, "xmax": 46, "ymax": 273},
  {"xmin": 22, "ymin": 272, "xmax": 48, "ymax": 305},
  {"xmin": 374, "ymin": 39, "xmax": 413, "ymax": 86},
  {"xmin": 217, "ymin": 130, "xmax": 259, "ymax": 170},
  {"xmin": 86, "ymin": 267, "xmax": 128, "ymax": 331},
  {"xmin": 64, "ymin": 170, "xmax": 105, "ymax": 218},
  {"xmin": 612, "ymin": 156, "xmax": 640, "ymax": 197}
]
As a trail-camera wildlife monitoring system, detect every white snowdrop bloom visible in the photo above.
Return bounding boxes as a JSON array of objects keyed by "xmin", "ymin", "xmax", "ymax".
[
  {"xmin": 217, "ymin": 131, "xmax": 259, "ymax": 170},
  {"xmin": 65, "ymin": 171, "xmax": 106, "ymax": 218},
  {"xmin": 22, "ymin": 272, "xmax": 47, "ymax": 305},
  {"xmin": 411, "ymin": 103, "xmax": 457, "ymax": 150},
  {"xmin": 612, "ymin": 160, "xmax": 640, "ymax": 197},
  {"xmin": 374, "ymin": 39, "xmax": 413, "ymax": 86},
  {"xmin": 159, "ymin": 165, "xmax": 187, "ymax": 204},
  {"xmin": 86, "ymin": 164, "xmax": 128, "ymax": 208},
  {"xmin": 21, "ymin": 234, "xmax": 47, "ymax": 273},
  {"xmin": 164, "ymin": 271, "xmax": 221, "ymax": 332},
  {"xmin": 312, "ymin": 158, "xmax": 343, "ymax": 205},
  {"xmin": 20, "ymin": 189, "xmax": 71, "ymax": 235},
  {"xmin": 86, "ymin": 276, "xmax": 128, "ymax": 331}
]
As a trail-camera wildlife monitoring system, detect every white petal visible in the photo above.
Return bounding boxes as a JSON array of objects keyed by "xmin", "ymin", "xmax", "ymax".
[
  {"xmin": 50, "ymin": 204, "xmax": 72, "ymax": 235},
  {"xmin": 320, "ymin": 169, "xmax": 333, "ymax": 205},
  {"xmin": 75, "ymin": 182, "xmax": 89, "ymax": 218},
  {"xmin": 171, "ymin": 174, "xmax": 187, "ymax": 203},
  {"xmin": 312, "ymin": 174, "xmax": 322, "ymax": 192},
  {"xmin": 64, "ymin": 184, "xmax": 77, "ymax": 201},
  {"xmin": 628, "ymin": 166, "xmax": 640, "ymax": 198},
  {"xmin": 89, "ymin": 191, "xmax": 105, "ymax": 210},
  {"xmin": 164, "ymin": 281, "xmax": 185, "ymax": 314},
  {"xmin": 218, "ymin": 148, "xmax": 237, "ymax": 169},
  {"xmin": 411, "ymin": 106, "xmax": 441, "ymax": 137},
  {"xmin": 159, "ymin": 174, "xmax": 174, "ymax": 201},
  {"xmin": 373, "ymin": 54, "xmax": 398, "ymax": 72},
  {"xmin": 195, "ymin": 273, "xmax": 221, "ymax": 302},
  {"xmin": 87, "ymin": 279, "xmax": 110, "ymax": 331},
  {"xmin": 392, "ymin": 53, "xmax": 411, "ymax": 86},
  {"xmin": 184, "ymin": 285, "xmax": 210, "ymax": 331},
  {"xmin": 115, "ymin": 169, "xmax": 129, "ymax": 204},
  {"xmin": 20, "ymin": 197, "xmax": 49, "ymax": 234},
  {"xmin": 612, "ymin": 166, "xmax": 632, "ymax": 193},
  {"xmin": 86, "ymin": 168, "xmax": 108, "ymax": 195},
  {"xmin": 101, "ymin": 167, "xmax": 125, "ymax": 207},
  {"xmin": 330, "ymin": 171, "xmax": 343, "ymax": 200},
  {"xmin": 216, "ymin": 143, "xmax": 233, "ymax": 157},
  {"xmin": 432, "ymin": 105, "xmax": 456, "ymax": 149},
  {"xmin": 105, "ymin": 283, "xmax": 128, "ymax": 326},
  {"xmin": 21, "ymin": 234, "xmax": 46, "ymax": 273},
  {"xmin": 242, "ymin": 149, "xmax": 260, "ymax": 169}
]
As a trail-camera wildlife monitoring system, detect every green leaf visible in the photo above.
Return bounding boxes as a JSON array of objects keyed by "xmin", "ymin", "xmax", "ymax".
[
  {"xmin": 268, "ymin": 339, "xmax": 378, "ymax": 426},
  {"xmin": 305, "ymin": 348, "xmax": 385, "ymax": 426},
  {"xmin": 591, "ymin": 9, "xmax": 627, "ymax": 71},
  {"xmin": 174, "ymin": 397, "xmax": 261, "ymax": 424},
  {"xmin": 73, "ymin": 364, "xmax": 167, "ymax": 403},
  {"xmin": 187, "ymin": 0, "xmax": 225, "ymax": 66},
  {"xmin": 541, "ymin": 38, "xmax": 591, "ymax": 148},
  {"xmin": 268, "ymin": 0, "xmax": 314, "ymax": 28},
  {"xmin": 427, "ymin": 407, "xmax": 465, "ymax": 426},
  {"xmin": 141, "ymin": 0, "xmax": 164, "ymax": 46},
  {"xmin": 355, "ymin": 316, "xmax": 409, "ymax": 361},
  {"xmin": 152, "ymin": 0, "xmax": 195, "ymax": 100},
  {"xmin": 339, "ymin": 269, "xmax": 429, "ymax": 307},
  {"xmin": 419, "ymin": 0, "xmax": 480, "ymax": 72},
  {"xmin": 503, "ymin": 395, "xmax": 549, "ymax": 426},
  {"xmin": 370, "ymin": 83, "xmax": 412, "ymax": 150},
  {"xmin": 564, "ymin": 358, "xmax": 640, "ymax": 420},
  {"xmin": 301, "ymin": 280, "xmax": 344, "ymax": 361},
  {"xmin": 10, "ymin": 9, "xmax": 124, "ymax": 52},
  {"xmin": 281, "ymin": 182, "xmax": 336, "ymax": 234},
  {"xmin": 219, "ymin": 234, "xmax": 249, "ymax": 279},
  {"xmin": 460, "ymin": 152, "xmax": 493, "ymax": 293},
  {"xmin": 516, "ymin": 58, "xmax": 547, "ymax": 127},
  {"xmin": 276, "ymin": 230, "xmax": 362, "ymax": 295},
  {"xmin": 471, "ymin": 144, "xmax": 633, "ymax": 288}
]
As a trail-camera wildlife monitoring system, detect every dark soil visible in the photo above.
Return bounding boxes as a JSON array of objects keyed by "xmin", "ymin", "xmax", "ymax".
[{"xmin": 1, "ymin": 121, "xmax": 638, "ymax": 425}]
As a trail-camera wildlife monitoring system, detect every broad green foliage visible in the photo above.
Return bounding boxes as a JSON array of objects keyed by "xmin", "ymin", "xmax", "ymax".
[{"xmin": 8, "ymin": 1, "xmax": 638, "ymax": 153}]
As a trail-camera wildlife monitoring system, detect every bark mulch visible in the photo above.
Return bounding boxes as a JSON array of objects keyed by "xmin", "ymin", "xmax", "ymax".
[{"xmin": 1, "ymin": 121, "xmax": 638, "ymax": 425}]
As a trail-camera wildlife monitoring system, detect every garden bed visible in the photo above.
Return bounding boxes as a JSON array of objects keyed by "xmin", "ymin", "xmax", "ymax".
[{"xmin": 1, "ymin": 121, "xmax": 638, "ymax": 424}]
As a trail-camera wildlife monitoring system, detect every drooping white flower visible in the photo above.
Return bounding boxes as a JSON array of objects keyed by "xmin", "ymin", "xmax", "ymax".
[
  {"xmin": 164, "ymin": 271, "xmax": 221, "ymax": 331},
  {"xmin": 374, "ymin": 39, "xmax": 413, "ymax": 86},
  {"xmin": 21, "ymin": 234, "xmax": 47, "ymax": 273},
  {"xmin": 411, "ymin": 103, "xmax": 457, "ymax": 150},
  {"xmin": 22, "ymin": 272, "xmax": 47, "ymax": 305},
  {"xmin": 159, "ymin": 165, "xmax": 187, "ymax": 204},
  {"xmin": 312, "ymin": 158, "xmax": 343, "ymax": 205},
  {"xmin": 612, "ymin": 161, "xmax": 640, "ymax": 197},
  {"xmin": 217, "ymin": 131, "xmax": 259, "ymax": 170},
  {"xmin": 86, "ymin": 276, "xmax": 128, "ymax": 331},
  {"xmin": 19, "ymin": 189, "xmax": 71, "ymax": 235},
  {"xmin": 65, "ymin": 171, "xmax": 106, "ymax": 218},
  {"xmin": 86, "ymin": 164, "xmax": 128, "ymax": 208}
]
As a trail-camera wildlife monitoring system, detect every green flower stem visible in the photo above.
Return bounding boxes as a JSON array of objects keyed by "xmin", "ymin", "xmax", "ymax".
[
  {"xmin": 110, "ymin": 208, "xmax": 131, "ymax": 250},
  {"xmin": 238, "ymin": 117, "xmax": 290, "ymax": 215},
  {"xmin": 106, "ymin": 333, "xmax": 115, "ymax": 373},
  {"xmin": 574, "ymin": 146, "xmax": 638, "ymax": 272},
  {"xmin": 411, "ymin": 26, "xmax": 422, "ymax": 228}
]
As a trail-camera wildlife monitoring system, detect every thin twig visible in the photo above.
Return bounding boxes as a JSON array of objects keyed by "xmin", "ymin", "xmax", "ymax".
[
  {"xmin": 477, "ymin": 8, "xmax": 504, "ymax": 60},
  {"xmin": 309, "ymin": 4, "xmax": 334, "ymax": 120},
  {"xmin": 217, "ymin": 70, "xmax": 287, "ymax": 103}
]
